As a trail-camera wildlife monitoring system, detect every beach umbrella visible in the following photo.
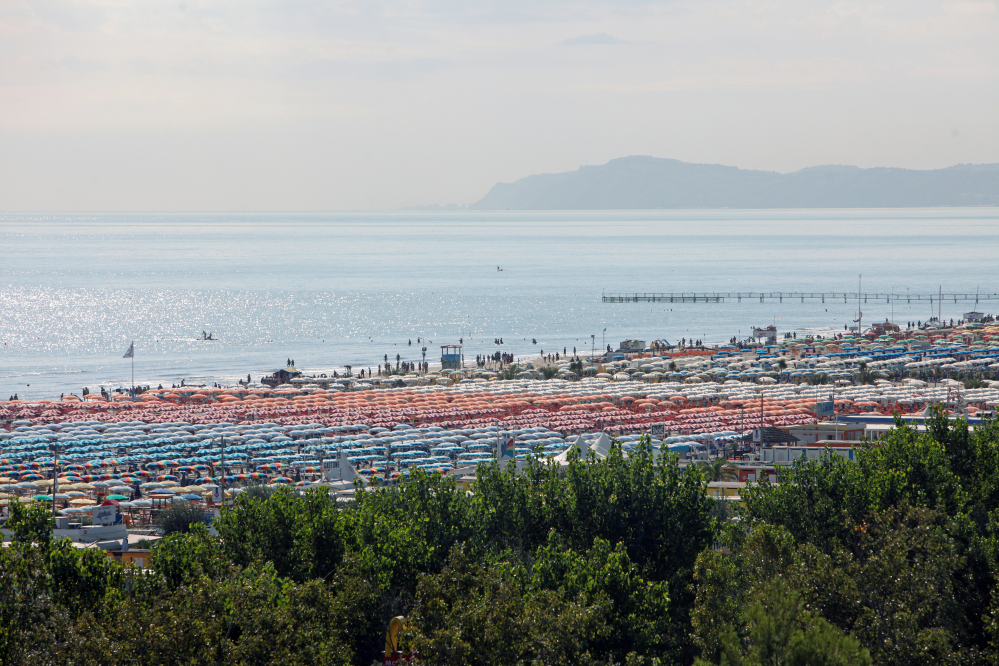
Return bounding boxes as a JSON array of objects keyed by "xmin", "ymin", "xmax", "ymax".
[
  {"xmin": 181, "ymin": 493, "xmax": 202, "ymax": 501},
  {"xmin": 106, "ymin": 494, "xmax": 129, "ymax": 501},
  {"xmin": 271, "ymin": 476, "xmax": 293, "ymax": 484},
  {"xmin": 32, "ymin": 494, "xmax": 53, "ymax": 501}
]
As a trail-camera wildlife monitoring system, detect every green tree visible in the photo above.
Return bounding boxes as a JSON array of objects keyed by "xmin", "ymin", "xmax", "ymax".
[
  {"xmin": 786, "ymin": 506, "xmax": 965, "ymax": 666},
  {"xmin": 156, "ymin": 499, "xmax": 206, "ymax": 535},
  {"xmin": 737, "ymin": 413, "xmax": 999, "ymax": 662},
  {"xmin": 406, "ymin": 540, "xmax": 670, "ymax": 666},
  {"xmin": 499, "ymin": 364, "xmax": 521, "ymax": 380},
  {"xmin": 151, "ymin": 523, "xmax": 230, "ymax": 589},
  {"xmin": 0, "ymin": 503, "xmax": 125, "ymax": 664},
  {"xmin": 63, "ymin": 565, "xmax": 354, "ymax": 666},
  {"xmin": 856, "ymin": 361, "xmax": 881, "ymax": 386},
  {"xmin": 806, "ymin": 372, "xmax": 829, "ymax": 386},
  {"xmin": 240, "ymin": 483, "xmax": 275, "ymax": 502},
  {"xmin": 471, "ymin": 436, "xmax": 713, "ymax": 662},
  {"xmin": 530, "ymin": 534, "xmax": 671, "ymax": 661},
  {"xmin": 699, "ymin": 457, "xmax": 740, "ymax": 481},
  {"xmin": 472, "ymin": 436, "xmax": 713, "ymax": 581},
  {"xmin": 404, "ymin": 546, "xmax": 598, "ymax": 666},
  {"xmin": 216, "ymin": 487, "xmax": 346, "ymax": 582},
  {"xmin": 348, "ymin": 468, "xmax": 472, "ymax": 593},
  {"xmin": 0, "ymin": 503, "xmax": 58, "ymax": 663},
  {"xmin": 696, "ymin": 579, "xmax": 872, "ymax": 666}
]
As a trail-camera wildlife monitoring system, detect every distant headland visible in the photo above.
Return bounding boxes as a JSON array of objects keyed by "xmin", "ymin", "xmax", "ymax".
[{"xmin": 470, "ymin": 156, "xmax": 999, "ymax": 210}]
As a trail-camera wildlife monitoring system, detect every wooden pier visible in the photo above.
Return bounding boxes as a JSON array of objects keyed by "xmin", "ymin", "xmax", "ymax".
[{"xmin": 602, "ymin": 292, "xmax": 999, "ymax": 304}]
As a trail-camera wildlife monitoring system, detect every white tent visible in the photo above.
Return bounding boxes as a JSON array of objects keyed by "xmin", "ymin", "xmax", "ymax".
[
  {"xmin": 592, "ymin": 432, "xmax": 613, "ymax": 458},
  {"xmin": 553, "ymin": 434, "xmax": 591, "ymax": 463},
  {"xmin": 554, "ymin": 433, "xmax": 613, "ymax": 463},
  {"xmin": 324, "ymin": 449, "xmax": 358, "ymax": 483}
]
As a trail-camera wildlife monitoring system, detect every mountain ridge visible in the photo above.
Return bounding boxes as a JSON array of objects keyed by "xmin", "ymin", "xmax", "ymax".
[{"xmin": 469, "ymin": 156, "xmax": 999, "ymax": 209}]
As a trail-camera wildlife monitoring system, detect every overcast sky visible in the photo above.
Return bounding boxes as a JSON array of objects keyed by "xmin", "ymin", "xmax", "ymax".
[{"xmin": 1, "ymin": 0, "xmax": 997, "ymax": 210}]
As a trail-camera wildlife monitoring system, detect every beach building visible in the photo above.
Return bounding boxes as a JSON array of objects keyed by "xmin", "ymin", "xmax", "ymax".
[
  {"xmin": 734, "ymin": 465, "xmax": 778, "ymax": 483},
  {"xmin": 707, "ymin": 481, "xmax": 746, "ymax": 501},
  {"xmin": 751, "ymin": 426, "xmax": 800, "ymax": 446},
  {"xmin": 778, "ymin": 422, "xmax": 864, "ymax": 444},
  {"xmin": 760, "ymin": 443, "xmax": 858, "ymax": 463},
  {"xmin": 1, "ymin": 504, "xmax": 128, "ymax": 544},
  {"xmin": 752, "ymin": 326, "xmax": 778, "ymax": 345},
  {"xmin": 440, "ymin": 345, "xmax": 462, "ymax": 370}
]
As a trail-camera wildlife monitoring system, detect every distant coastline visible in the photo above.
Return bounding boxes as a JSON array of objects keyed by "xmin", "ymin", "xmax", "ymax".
[{"xmin": 470, "ymin": 156, "xmax": 999, "ymax": 210}]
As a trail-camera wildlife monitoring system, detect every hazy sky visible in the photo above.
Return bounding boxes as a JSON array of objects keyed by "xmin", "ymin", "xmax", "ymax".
[{"xmin": 1, "ymin": 0, "xmax": 997, "ymax": 210}]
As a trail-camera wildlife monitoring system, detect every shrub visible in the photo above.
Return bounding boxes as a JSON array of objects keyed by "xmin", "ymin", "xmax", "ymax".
[{"xmin": 157, "ymin": 501, "xmax": 206, "ymax": 536}]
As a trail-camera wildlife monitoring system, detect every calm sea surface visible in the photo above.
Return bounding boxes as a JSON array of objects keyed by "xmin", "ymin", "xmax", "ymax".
[{"xmin": 1, "ymin": 209, "xmax": 997, "ymax": 399}]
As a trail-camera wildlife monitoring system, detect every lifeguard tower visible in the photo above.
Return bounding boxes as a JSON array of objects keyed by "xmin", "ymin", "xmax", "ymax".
[{"xmin": 441, "ymin": 344, "xmax": 463, "ymax": 370}]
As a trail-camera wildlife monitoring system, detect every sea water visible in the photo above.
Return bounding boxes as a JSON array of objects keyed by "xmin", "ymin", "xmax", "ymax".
[{"xmin": 1, "ymin": 208, "xmax": 997, "ymax": 399}]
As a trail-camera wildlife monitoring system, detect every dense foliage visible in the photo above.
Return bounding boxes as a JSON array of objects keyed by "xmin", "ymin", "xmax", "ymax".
[
  {"xmin": 2, "ymin": 408, "xmax": 999, "ymax": 665},
  {"xmin": 157, "ymin": 499, "xmax": 208, "ymax": 536}
]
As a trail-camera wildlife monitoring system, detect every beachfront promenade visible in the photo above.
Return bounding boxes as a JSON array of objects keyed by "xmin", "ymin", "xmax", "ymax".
[{"xmin": 603, "ymin": 291, "xmax": 999, "ymax": 303}]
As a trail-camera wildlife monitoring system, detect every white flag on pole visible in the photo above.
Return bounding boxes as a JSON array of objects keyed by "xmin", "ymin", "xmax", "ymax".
[{"xmin": 123, "ymin": 342, "xmax": 134, "ymax": 358}]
